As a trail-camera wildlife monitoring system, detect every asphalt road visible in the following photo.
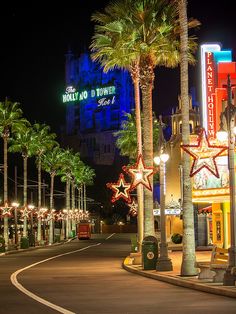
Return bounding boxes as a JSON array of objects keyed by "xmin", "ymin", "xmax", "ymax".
[{"xmin": 0, "ymin": 233, "xmax": 236, "ymax": 314}]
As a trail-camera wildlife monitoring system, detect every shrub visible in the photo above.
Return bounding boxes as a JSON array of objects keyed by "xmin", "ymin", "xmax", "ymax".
[
  {"xmin": 28, "ymin": 233, "xmax": 35, "ymax": 247},
  {"xmin": 0, "ymin": 236, "xmax": 5, "ymax": 252},
  {"xmin": 54, "ymin": 234, "xmax": 61, "ymax": 243},
  {"xmin": 171, "ymin": 233, "xmax": 183, "ymax": 244},
  {"xmin": 20, "ymin": 237, "xmax": 29, "ymax": 249}
]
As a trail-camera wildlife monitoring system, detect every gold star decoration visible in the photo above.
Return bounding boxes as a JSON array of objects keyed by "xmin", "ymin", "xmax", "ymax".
[
  {"xmin": 128, "ymin": 199, "xmax": 138, "ymax": 217},
  {"xmin": 56, "ymin": 212, "xmax": 65, "ymax": 220},
  {"xmin": 21, "ymin": 206, "xmax": 30, "ymax": 218},
  {"xmin": 36, "ymin": 208, "xmax": 46, "ymax": 219},
  {"xmin": 0, "ymin": 202, "xmax": 12, "ymax": 217},
  {"xmin": 123, "ymin": 154, "xmax": 156, "ymax": 191},
  {"xmin": 106, "ymin": 173, "xmax": 131, "ymax": 203},
  {"xmin": 46, "ymin": 212, "xmax": 56, "ymax": 222},
  {"xmin": 181, "ymin": 128, "xmax": 227, "ymax": 177}
]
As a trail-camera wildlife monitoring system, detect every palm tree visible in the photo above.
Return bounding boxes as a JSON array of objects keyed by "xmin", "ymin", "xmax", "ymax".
[
  {"xmin": 91, "ymin": 0, "xmax": 194, "ymax": 238},
  {"xmin": 9, "ymin": 124, "xmax": 36, "ymax": 237},
  {"xmin": 80, "ymin": 165, "xmax": 96, "ymax": 213},
  {"xmin": 91, "ymin": 0, "xmax": 199, "ymax": 241},
  {"xmin": 177, "ymin": 0, "xmax": 198, "ymax": 276},
  {"xmin": 70, "ymin": 153, "xmax": 84, "ymax": 232},
  {"xmin": 59, "ymin": 148, "xmax": 74, "ymax": 239},
  {"xmin": 91, "ymin": 3, "xmax": 144, "ymax": 245},
  {"xmin": 114, "ymin": 112, "xmax": 159, "ymax": 162},
  {"xmin": 130, "ymin": 0, "xmax": 184, "ymax": 237},
  {"xmin": 42, "ymin": 146, "xmax": 64, "ymax": 244},
  {"xmin": 114, "ymin": 113, "xmax": 138, "ymax": 162},
  {"xmin": 0, "ymin": 99, "xmax": 29, "ymax": 246},
  {"xmin": 31, "ymin": 123, "xmax": 58, "ymax": 243}
]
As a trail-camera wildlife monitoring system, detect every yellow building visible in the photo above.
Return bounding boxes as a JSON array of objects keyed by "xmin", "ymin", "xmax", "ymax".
[
  {"xmin": 164, "ymin": 95, "xmax": 232, "ymax": 248},
  {"xmin": 164, "ymin": 95, "xmax": 200, "ymax": 241}
]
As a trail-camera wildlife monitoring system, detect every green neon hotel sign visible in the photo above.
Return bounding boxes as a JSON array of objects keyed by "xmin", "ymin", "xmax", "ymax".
[{"xmin": 62, "ymin": 85, "xmax": 116, "ymax": 103}]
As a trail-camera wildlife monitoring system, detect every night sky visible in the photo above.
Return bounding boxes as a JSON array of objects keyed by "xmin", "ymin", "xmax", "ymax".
[
  {"xmin": 0, "ymin": 1, "xmax": 235, "ymax": 207},
  {"xmin": 0, "ymin": 1, "xmax": 235, "ymax": 134}
]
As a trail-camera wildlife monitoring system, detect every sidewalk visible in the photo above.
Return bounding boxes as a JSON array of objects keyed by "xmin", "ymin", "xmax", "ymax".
[{"xmin": 123, "ymin": 250, "xmax": 236, "ymax": 299}]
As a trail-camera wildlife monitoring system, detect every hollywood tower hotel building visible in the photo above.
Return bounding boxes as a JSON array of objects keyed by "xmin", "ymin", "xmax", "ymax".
[{"xmin": 61, "ymin": 50, "xmax": 134, "ymax": 166}]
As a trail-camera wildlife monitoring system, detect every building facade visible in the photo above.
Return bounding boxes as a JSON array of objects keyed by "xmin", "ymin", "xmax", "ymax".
[
  {"xmin": 163, "ymin": 43, "xmax": 236, "ymax": 247},
  {"xmin": 61, "ymin": 50, "xmax": 134, "ymax": 166}
]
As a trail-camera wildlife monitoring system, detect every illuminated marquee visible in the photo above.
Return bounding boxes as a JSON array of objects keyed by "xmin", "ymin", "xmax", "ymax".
[
  {"xmin": 205, "ymin": 52, "xmax": 216, "ymax": 140},
  {"xmin": 201, "ymin": 44, "xmax": 221, "ymax": 138},
  {"xmin": 62, "ymin": 85, "xmax": 116, "ymax": 105}
]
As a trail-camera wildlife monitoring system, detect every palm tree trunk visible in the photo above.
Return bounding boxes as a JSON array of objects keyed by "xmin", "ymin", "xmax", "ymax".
[
  {"xmin": 37, "ymin": 158, "xmax": 42, "ymax": 243},
  {"xmin": 50, "ymin": 173, "xmax": 54, "ymax": 210},
  {"xmin": 78, "ymin": 187, "xmax": 81, "ymax": 210},
  {"xmin": 71, "ymin": 180, "xmax": 76, "ymax": 232},
  {"xmin": 37, "ymin": 217, "xmax": 42, "ymax": 244},
  {"xmin": 23, "ymin": 156, "xmax": 28, "ymax": 237},
  {"xmin": 83, "ymin": 183, "xmax": 86, "ymax": 212},
  {"xmin": 139, "ymin": 56, "xmax": 155, "ymax": 237},
  {"xmin": 178, "ymin": 0, "xmax": 197, "ymax": 276},
  {"xmin": 3, "ymin": 136, "xmax": 9, "ymax": 246},
  {"xmin": 49, "ymin": 173, "xmax": 55, "ymax": 245},
  {"xmin": 80, "ymin": 186, "xmax": 83, "ymax": 211},
  {"xmin": 38, "ymin": 158, "xmax": 42, "ymax": 207},
  {"xmin": 3, "ymin": 136, "xmax": 8, "ymax": 202},
  {"xmin": 131, "ymin": 62, "xmax": 144, "ymax": 249},
  {"xmin": 66, "ymin": 178, "xmax": 71, "ymax": 238},
  {"xmin": 131, "ymin": 62, "xmax": 142, "ymax": 154},
  {"xmin": 23, "ymin": 156, "xmax": 28, "ymax": 204}
]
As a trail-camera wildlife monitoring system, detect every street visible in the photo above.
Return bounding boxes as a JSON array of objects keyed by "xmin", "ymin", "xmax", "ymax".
[{"xmin": 0, "ymin": 233, "xmax": 236, "ymax": 314}]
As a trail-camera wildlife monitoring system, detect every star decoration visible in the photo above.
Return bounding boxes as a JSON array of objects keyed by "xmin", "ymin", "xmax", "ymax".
[
  {"xmin": 181, "ymin": 128, "xmax": 227, "ymax": 177},
  {"xmin": 21, "ymin": 206, "xmax": 30, "ymax": 218},
  {"xmin": 46, "ymin": 212, "xmax": 56, "ymax": 222},
  {"xmin": 36, "ymin": 209, "xmax": 46, "ymax": 219},
  {"xmin": 0, "ymin": 202, "xmax": 12, "ymax": 217},
  {"xmin": 128, "ymin": 199, "xmax": 138, "ymax": 217},
  {"xmin": 123, "ymin": 154, "xmax": 156, "ymax": 191},
  {"xmin": 106, "ymin": 173, "xmax": 131, "ymax": 203},
  {"xmin": 56, "ymin": 212, "xmax": 65, "ymax": 220}
]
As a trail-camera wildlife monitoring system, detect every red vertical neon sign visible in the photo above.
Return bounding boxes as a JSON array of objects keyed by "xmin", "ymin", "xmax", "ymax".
[{"xmin": 205, "ymin": 52, "xmax": 216, "ymax": 140}]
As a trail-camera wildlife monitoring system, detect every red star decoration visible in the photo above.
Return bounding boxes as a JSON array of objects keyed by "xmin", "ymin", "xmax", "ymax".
[
  {"xmin": 106, "ymin": 173, "xmax": 131, "ymax": 203},
  {"xmin": 181, "ymin": 128, "xmax": 227, "ymax": 177},
  {"xmin": 0, "ymin": 202, "xmax": 12, "ymax": 217},
  {"xmin": 123, "ymin": 154, "xmax": 156, "ymax": 191}
]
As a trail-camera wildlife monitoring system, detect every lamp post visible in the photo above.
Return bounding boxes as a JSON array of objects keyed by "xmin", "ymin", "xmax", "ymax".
[
  {"xmin": 217, "ymin": 74, "xmax": 236, "ymax": 285},
  {"xmin": 154, "ymin": 116, "xmax": 173, "ymax": 271}
]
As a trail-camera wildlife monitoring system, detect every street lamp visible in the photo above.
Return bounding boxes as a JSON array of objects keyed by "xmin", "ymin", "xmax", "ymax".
[
  {"xmin": 154, "ymin": 116, "xmax": 173, "ymax": 271},
  {"xmin": 100, "ymin": 220, "xmax": 103, "ymax": 234},
  {"xmin": 216, "ymin": 74, "xmax": 236, "ymax": 285}
]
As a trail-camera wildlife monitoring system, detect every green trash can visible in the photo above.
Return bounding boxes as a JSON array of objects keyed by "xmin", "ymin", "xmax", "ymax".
[
  {"xmin": 142, "ymin": 236, "xmax": 158, "ymax": 270},
  {"xmin": 70, "ymin": 230, "xmax": 76, "ymax": 238}
]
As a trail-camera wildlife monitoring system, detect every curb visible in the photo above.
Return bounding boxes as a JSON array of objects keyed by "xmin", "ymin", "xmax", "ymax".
[
  {"xmin": 123, "ymin": 257, "xmax": 236, "ymax": 299},
  {"xmin": 0, "ymin": 238, "xmax": 75, "ymax": 257}
]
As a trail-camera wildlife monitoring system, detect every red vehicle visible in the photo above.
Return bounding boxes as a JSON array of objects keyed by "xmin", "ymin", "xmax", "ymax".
[{"xmin": 77, "ymin": 223, "xmax": 91, "ymax": 239}]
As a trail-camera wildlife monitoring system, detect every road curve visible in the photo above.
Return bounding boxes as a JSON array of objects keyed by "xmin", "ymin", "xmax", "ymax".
[{"xmin": 1, "ymin": 234, "xmax": 236, "ymax": 313}]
